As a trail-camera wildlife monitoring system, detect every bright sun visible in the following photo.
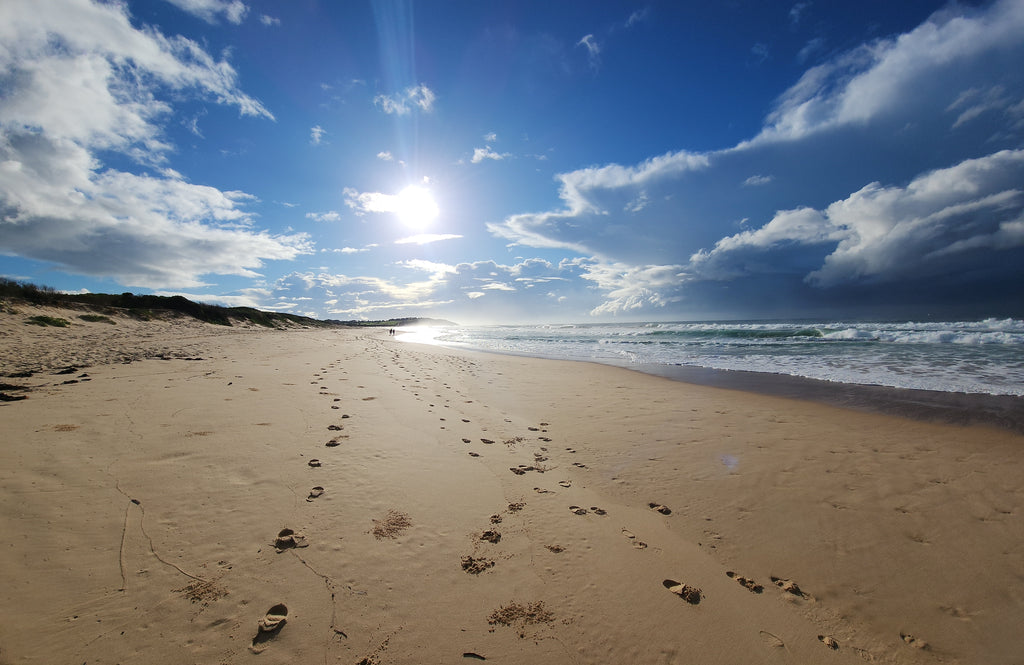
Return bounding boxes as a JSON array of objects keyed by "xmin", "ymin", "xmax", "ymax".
[{"xmin": 395, "ymin": 185, "xmax": 439, "ymax": 230}]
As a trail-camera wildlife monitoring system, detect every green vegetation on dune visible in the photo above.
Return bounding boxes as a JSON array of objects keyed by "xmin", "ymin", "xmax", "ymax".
[
  {"xmin": 25, "ymin": 315, "xmax": 71, "ymax": 327},
  {"xmin": 0, "ymin": 279, "xmax": 455, "ymax": 329}
]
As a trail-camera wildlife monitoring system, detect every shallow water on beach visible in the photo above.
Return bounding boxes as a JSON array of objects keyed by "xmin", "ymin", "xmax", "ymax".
[{"xmin": 399, "ymin": 318, "xmax": 1024, "ymax": 397}]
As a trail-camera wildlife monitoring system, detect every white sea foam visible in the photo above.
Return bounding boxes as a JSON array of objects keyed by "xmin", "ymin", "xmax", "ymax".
[{"xmin": 399, "ymin": 319, "xmax": 1024, "ymax": 396}]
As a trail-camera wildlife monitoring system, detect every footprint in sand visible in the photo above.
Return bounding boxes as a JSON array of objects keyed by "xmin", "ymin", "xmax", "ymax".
[
  {"xmin": 461, "ymin": 555, "xmax": 495, "ymax": 574},
  {"xmin": 726, "ymin": 571, "xmax": 764, "ymax": 593},
  {"xmin": 250, "ymin": 603, "xmax": 288, "ymax": 653},
  {"xmin": 480, "ymin": 530, "xmax": 501, "ymax": 544},
  {"xmin": 568, "ymin": 505, "xmax": 587, "ymax": 515},
  {"xmin": 327, "ymin": 424, "xmax": 343, "ymax": 431},
  {"xmin": 649, "ymin": 503, "xmax": 672, "ymax": 515},
  {"xmin": 663, "ymin": 579, "xmax": 702, "ymax": 604},
  {"xmin": 468, "ymin": 451, "xmax": 481, "ymax": 457},
  {"xmin": 558, "ymin": 480, "xmax": 572, "ymax": 488},
  {"xmin": 759, "ymin": 631, "xmax": 785, "ymax": 649},
  {"xmin": 462, "ymin": 438, "xmax": 472, "ymax": 443},
  {"xmin": 590, "ymin": 506, "xmax": 608, "ymax": 515},
  {"xmin": 481, "ymin": 438, "xmax": 495, "ymax": 444},
  {"xmin": 900, "ymin": 633, "xmax": 929, "ymax": 650},
  {"xmin": 308, "ymin": 459, "xmax": 322, "ymax": 467},
  {"xmin": 621, "ymin": 528, "xmax": 648, "ymax": 549},
  {"xmin": 818, "ymin": 635, "xmax": 839, "ymax": 650},
  {"xmin": 770, "ymin": 576, "xmax": 809, "ymax": 598},
  {"xmin": 572, "ymin": 462, "xmax": 588, "ymax": 469},
  {"xmin": 325, "ymin": 437, "xmax": 345, "ymax": 447},
  {"xmin": 306, "ymin": 487, "xmax": 325, "ymax": 502},
  {"xmin": 274, "ymin": 528, "xmax": 309, "ymax": 551}
]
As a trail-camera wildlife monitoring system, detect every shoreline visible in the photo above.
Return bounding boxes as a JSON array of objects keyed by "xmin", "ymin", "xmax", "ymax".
[
  {"xmin": 635, "ymin": 363, "xmax": 1024, "ymax": 435},
  {"xmin": 401, "ymin": 336, "xmax": 1024, "ymax": 435}
]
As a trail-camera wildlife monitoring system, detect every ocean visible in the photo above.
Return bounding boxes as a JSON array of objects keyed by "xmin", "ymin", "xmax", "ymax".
[{"xmin": 398, "ymin": 318, "xmax": 1024, "ymax": 398}]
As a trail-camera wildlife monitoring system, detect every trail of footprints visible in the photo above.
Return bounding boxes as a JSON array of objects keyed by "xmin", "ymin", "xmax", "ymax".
[{"xmin": 261, "ymin": 346, "xmax": 868, "ymax": 658}]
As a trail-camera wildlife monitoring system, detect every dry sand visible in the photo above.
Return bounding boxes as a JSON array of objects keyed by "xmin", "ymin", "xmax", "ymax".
[{"xmin": 1, "ymin": 303, "xmax": 1022, "ymax": 664}]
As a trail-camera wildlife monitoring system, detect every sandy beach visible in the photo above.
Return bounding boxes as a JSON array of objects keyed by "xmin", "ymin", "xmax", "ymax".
[{"xmin": 1, "ymin": 304, "xmax": 1022, "ymax": 665}]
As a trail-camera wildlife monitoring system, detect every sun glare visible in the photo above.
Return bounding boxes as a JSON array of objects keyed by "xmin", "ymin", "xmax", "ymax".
[{"xmin": 395, "ymin": 185, "xmax": 439, "ymax": 230}]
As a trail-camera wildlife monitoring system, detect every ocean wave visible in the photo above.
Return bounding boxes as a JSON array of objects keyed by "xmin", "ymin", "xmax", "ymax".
[{"xmin": 403, "ymin": 319, "xmax": 1024, "ymax": 396}]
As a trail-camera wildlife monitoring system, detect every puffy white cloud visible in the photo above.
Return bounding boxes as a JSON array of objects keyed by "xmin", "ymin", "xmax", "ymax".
[
  {"xmin": 471, "ymin": 146, "xmax": 510, "ymax": 163},
  {"xmin": 0, "ymin": 0, "xmax": 300, "ymax": 288},
  {"xmin": 373, "ymin": 84, "xmax": 436, "ymax": 115},
  {"xmin": 343, "ymin": 187, "xmax": 401, "ymax": 216},
  {"xmin": 163, "ymin": 0, "xmax": 248, "ymax": 24},
  {"xmin": 0, "ymin": 142, "xmax": 311, "ymax": 287},
  {"xmin": 267, "ymin": 258, "xmax": 587, "ymax": 320},
  {"xmin": 689, "ymin": 150, "xmax": 1024, "ymax": 287},
  {"xmin": 260, "ymin": 14, "xmax": 280, "ymax": 27},
  {"xmin": 810, "ymin": 149, "xmax": 1024, "ymax": 285},
  {"xmin": 573, "ymin": 259, "xmax": 686, "ymax": 315},
  {"xmin": 750, "ymin": 0, "xmax": 1024, "ymax": 145},
  {"xmin": 377, "ymin": 151, "xmax": 394, "ymax": 161},
  {"xmin": 310, "ymin": 125, "xmax": 326, "ymax": 145}
]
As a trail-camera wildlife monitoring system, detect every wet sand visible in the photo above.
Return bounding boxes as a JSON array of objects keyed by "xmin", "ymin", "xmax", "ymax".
[{"xmin": 1, "ymin": 303, "xmax": 1022, "ymax": 664}]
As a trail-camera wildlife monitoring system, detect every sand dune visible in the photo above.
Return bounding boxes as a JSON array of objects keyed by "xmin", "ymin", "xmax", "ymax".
[{"xmin": 1, "ymin": 303, "xmax": 1022, "ymax": 664}]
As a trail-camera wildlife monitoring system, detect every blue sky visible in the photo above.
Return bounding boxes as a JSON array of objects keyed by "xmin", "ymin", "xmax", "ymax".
[{"xmin": 2, "ymin": 0, "xmax": 1023, "ymax": 323}]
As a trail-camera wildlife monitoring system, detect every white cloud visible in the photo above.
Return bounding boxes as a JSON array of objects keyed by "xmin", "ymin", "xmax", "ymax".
[
  {"xmin": 377, "ymin": 151, "xmax": 394, "ymax": 161},
  {"xmin": 394, "ymin": 233, "xmax": 463, "ymax": 245},
  {"xmin": 163, "ymin": 0, "xmax": 248, "ymax": 24},
  {"xmin": 750, "ymin": 0, "xmax": 1024, "ymax": 146},
  {"xmin": 797, "ymin": 37, "xmax": 825, "ymax": 63},
  {"xmin": 324, "ymin": 247, "xmax": 369, "ymax": 254},
  {"xmin": 310, "ymin": 125, "xmax": 326, "ymax": 145},
  {"xmin": 343, "ymin": 187, "xmax": 401, "ymax": 216},
  {"xmin": 946, "ymin": 85, "xmax": 1022, "ymax": 129},
  {"xmin": 471, "ymin": 146, "xmax": 510, "ymax": 163},
  {"xmin": 306, "ymin": 211, "xmax": 341, "ymax": 222},
  {"xmin": 481, "ymin": 282, "xmax": 516, "ymax": 291},
  {"xmin": 398, "ymin": 259, "xmax": 457, "ymax": 277},
  {"xmin": 624, "ymin": 191, "xmax": 649, "ymax": 213},
  {"xmin": 743, "ymin": 174, "xmax": 774, "ymax": 187},
  {"xmin": 487, "ymin": 149, "xmax": 709, "ymax": 252},
  {"xmin": 484, "ymin": 132, "xmax": 498, "ymax": 142},
  {"xmin": 373, "ymin": 84, "xmax": 436, "ymax": 115},
  {"xmin": 0, "ymin": 0, "xmax": 299, "ymax": 288},
  {"xmin": 574, "ymin": 259, "xmax": 686, "ymax": 315},
  {"xmin": 626, "ymin": 8, "xmax": 650, "ymax": 28},
  {"xmin": 689, "ymin": 150, "xmax": 1024, "ymax": 287},
  {"xmin": 577, "ymin": 34, "xmax": 601, "ymax": 69},
  {"xmin": 260, "ymin": 14, "xmax": 280, "ymax": 27},
  {"xmin": 810, "ymin": 149, "xmax": 1024, "ymax": 286}
]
